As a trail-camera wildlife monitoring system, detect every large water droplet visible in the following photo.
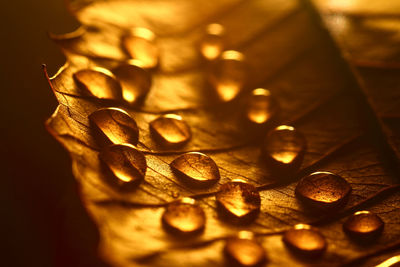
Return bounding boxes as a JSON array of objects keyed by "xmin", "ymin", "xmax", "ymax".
[
  {"xmin": 122, "ymin": 27, "xmax": 159, "ymax": 69},
  {"xmin": 89, "ymin": 107, "xmax": 139, "ymax": 146},
  {"xmin": 99, "ymin": 143, "xmax": 146, "ymax": 189},
  {"xmin": 246, "ymin": 88, "xmax": 278, "ymax": 124},
  {"xmin": 208, "ymin": 50, "xmax": 246, "ymax": 102},
  {"xmin": 216, "ymin": 180, "xmax": 261, "ymax": 222},
  {"xmin": 162, "ymin": 198, "xmax": 206, "ymax": 235},
  {"xmin": 149, "ymin": 114, "xmax": 191, "ymax": 147},
  {"xmin": 224, "ymin": 231, "xmax": 267, "ymax": 267},
  {"xmin": 375, "ymin": 255, "xmax": 400, "ymax": 267},
  {"xmin": 262, "ymin": 125, "xmax": 306, "ymax": 173},
  {"xmin": 170, "ymin": 152, "xmax": 220, "ymax": 188},
  {"xmin": 343, "ymin": 211, "xmax": 384, "ymax": 240},
  {"xmin": 283, "ymin": 224, "xmax": 326, "ymax": 257},
  {"xmin": 73, "ymin": 68, "xmax": 122, "ymax": 100},
  {"xmin": 200, "ymin": 23, "xmax": 225, "ymax": 61},
  {"xmin": 113, "ymin": 60, "xmax": 152, "ymax": 105},
  {"xmin": 295, "ymin": 171, "xmax": 351, "ymax": 209}
]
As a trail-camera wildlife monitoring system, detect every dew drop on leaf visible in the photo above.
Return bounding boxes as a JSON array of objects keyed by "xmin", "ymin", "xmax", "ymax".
[
  {"xmin": 224, "ymin": 231, "xmax": 267, "ymax": 267},
  {"xmin": 89, "ymin": 107, "xmax": 139, "ymax": 146},
  {"xmin": 216, "ymin": 180, "xmax": 261, "ymax": 222},
  {"xmin": 162, "ymin": 198, "xmax": 206, "ymax": 235},
  {"xmin": 200, "ymin": 23, "xmax": 225, "ymax": 61},
  {"xmin": 113, "ymin": 60, "xmax": 152, "ymax": 105},
  {"xmin": 208, "ymin": 50, "xmax": 246, "ymax": 102},
  {"xmin": 283, "ymin": 224, "xmax": 326, "ymax": 257},
  {"xmin": 73, "ymin": 68, "xmax": 122, "ymax": 100},
  {"xmin": 246, "ymin": 88, "xmax": 278, "ymax": 124},
  {"xmin": 99, "ymin": 143, "xmax": 146, "ymax": 189},
  {"xmin": 295, "ymin": 171, "xmax": 351, "ymax": 209},
  {"xmin": 375, "ymin": 255, "xmax": 400, "ymax": 267},
  {"xmin": 343, "ymin": 210, "xmax": 384, "ymax": 240},
  {"xmin": 122, "ymin": 27, "xmax": 159, "ymax": 69},
  {"xmin": 149, "ymin": 114, "xmax": 191, "ymax": 147},
  {"xmin": 170, "ymin": 152, "xmax": 220, "ymax": 187}
]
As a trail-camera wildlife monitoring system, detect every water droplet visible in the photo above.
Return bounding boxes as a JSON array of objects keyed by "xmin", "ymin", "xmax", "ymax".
[
  {"xmin": 343, "ymin": 211, "xmax": 384, "ymax": 240},
  {"xmin": 99, "ymin": 143, "xmax": 146, "ymax": 189},
  {"xmin": 246, "ymin": 88, "xmax": 278, "ymax": 124},
  {"xmin": 375, "ymin": 255, "xmax": 400, "ymax": 267},
  {"xmin": 262, "ymin": 125, "xmax": 306, "ymax": 173},
  {"xmin": 149, "ymin": 114, "xmax": 191, "ymax": 147},
  {"xmin": 162, "ymin": 198, "xmax": 206, "ymax": 235},
  {"xmin": 113, "ymin": 60, "xmax": 152, "ymax": 105},
  {"xmin": 200, "ymin": 23, "xmax": 225, "ymax": 61},
  {"xmin": 170, "ymin": 152, "xmax": 220, "ymax": 187},
  {"xmin": 208, "ymin": 50, "xmax": 246, "ymax": 102},
  {"xmin": 295, "ymin": 171, "xmax": 351, "ymax": 209},
  {"xmin": 73, "ymin": 68, "xmax": 122, "ymax": 100},
  {"xmin": 216, "ymin": 180, "xmax": 261, "ymax": 222},
  {"xmin": 122, "ymin": 27, "xmax": 159, "ymax": 69},
  {"xmin": 224, "ymin": 231, "xmax": 267, "ymax": 267},
  {"xmin": 89, "ymin": 107, "xmax": 139, "ymax": 146},
  {"xmin": 283, "ymin": 224, "xmax": 326, "ymax": 257}
]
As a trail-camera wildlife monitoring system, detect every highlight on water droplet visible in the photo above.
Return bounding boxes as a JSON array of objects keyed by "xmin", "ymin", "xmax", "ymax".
[
  {"xmin": 216, "ymin": 180, "xmax": 261, "ymax": 223},
  {"xmin": 224, "ymin": 231, "xmax": 267, "ymax": 267},
  {"xmin": 200, "ymin": 23, "xmax": 225, "ymax": 61},
  {"xmin": 99, "ymin": 143, "xmax": 146, "ymax": 190},
  {"xmin": 295, "ymin": 171, "xmax": 351, "ymax": 209},
  {"xmin": 283, "ymin": 224, "xmax": 326, "ymax": 257},
  {"xmin": 208, "ymin": 50, "xmax": 246, "ymax": 102},
  {"xmin": 73, "ymin": 67, "xmax": 122, "ymax": 100},
  {"xmin": 122, "ymin": 27, "xmax": 159, "ymax": 69},
  {"xmin": 149, "ymin": 114, "xmax": 191, "ymax": 147},
  {"xmin": 162, "ymin": 197, "xmax": 206, "ymax": 235},
  {"xmin": 343, "ymin": 210, "xmax": 384, "ymax": 241},
  {"xmin": 262, "ymin": 125, "xmax": 306, "ymax": 174},
  {"xmin": 375, "ymin": 255, "xmax": 400, "ymax": 267},
  {"xmin": 113, "ymin": 60, "xmax": 152, "ymax": 105},
  {"xmin": 89, "ymin": 107, "xmax": 139, "ymax": 146},
  {"xmin": 170, "ymin": 152, "xmax": 220, "ymax": 188},
  {"xmin": 246, "ymin": 88, "xmax": 278, "ymax": 124}
]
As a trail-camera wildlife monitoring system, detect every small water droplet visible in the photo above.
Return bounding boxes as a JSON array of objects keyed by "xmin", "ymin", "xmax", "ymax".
[
  {"xmin": 216, "ymin": 180, "xmax": 261, "ymax": 222},
  {"xmin": 375, "ymin": 255, "xmax": 400, "ymax": 267},
  {"xmin": 170, "ymin": 152, "xmax": 220, "ymax": 187},
  {"xmin": 122, "ymin": 27, "xmax": 159, "ymax": 69},
  {"xmin": 162, "ymin": 198, "xmax": 206, "ymax": 235},
  {"xmin": 99, "ymin": 143, "xmax": 146, "ymax": 189},
  {"xmin": 262, "ymin": 125, "xmax": 306, "ymax": 173},
  {"xmin": 113, "ymin": 60, "xmax": 152, "ymax": 105},
  {"xmin": 89, "ymin": 107, "xmax": 139, "ymax": 146},
  {"xmin": 343, "ymin": 211, "xmax": 384, "ymax": 240},
  {"xmin": 171, "ymin": 191, "xmax": 180, "ymax": 199},
  {"xmin": 224, "ymin": 231, "xmax": 267, "ymax": 267},
  {"xmin": 208, "ymin": 50, "xmax": 246, "ymax": 102},
  {"xmin": 200, "ymin": 23, "xmax": 225, "ymax": 61},
  {"xmin": 283, "ymin": 224, "xmax": 326, "ymax": 257},
  {"xmin": 295, "ymin": 171, "xmax": 351, "ymax": 209},
  {"xmin": 149, "ymin": 114, "xmax": 191, "ymax": 147},
  {"xmin": 73, "ymin": 68, "xmax": 122, "ymax": 100},
  {"xmin": 246, "ymin": 88, "xmax": 278, "ymax": 124}
]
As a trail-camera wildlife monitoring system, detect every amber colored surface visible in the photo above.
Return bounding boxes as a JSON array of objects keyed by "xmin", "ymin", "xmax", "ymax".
[
  {"xmin": 375, "ymin": 255, "xmax": 400, "ymax": 267},
  {"xmin": 149, "ymin": 114, "xmax": 191, "ymax": 147},
  {"xmin": 343, "ymin": 210, "xmax": 384, "ymax": 240},
  {"xmin": 283, "ymin": 224, "xmax": 326, "ymax": 257}
]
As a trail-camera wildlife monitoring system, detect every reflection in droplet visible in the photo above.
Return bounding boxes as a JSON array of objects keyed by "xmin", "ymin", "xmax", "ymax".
[
  {"xmin": 375, "ymin": 255, "xmax": 400, "ymax": 267},
  {"xmin": 216, "ymin": 180, "xmax": 260, "ymax": 222},
  {"xmin": 149, "ymin": 114, "xmax": 191, "ymax": 147},
  {"xmin": 200, "ymin": 23, "xmax": 225, "ymax": 61},
  {"xmin": 283, "ymin": 224, "xmax": 326, "ymax": 257},
  {"xmin": 73, "ymin": 68, "xmax": 122, "ymax": 100},
  {"xmin": 295, "ymin": 171, "xmax": 351, "ymax": 209},
  {"xmin": 209, "ymin": 50, "xmax": 246, "ymax": 102},
  {"xmin": 170, "ymin": 152, "xmax": 220, "ymax": 188},
  {"xmin": 99, "ymin": 143, "xmax": 146, "ymax": 188},
  {"xmin": 224, "ymin": 231, "xmax": 267, "ymax": 267},
  {"xmin": 262, "ymin": 125, "xmax": 306, "ymax": 173},
  {"xmin": 113, "ymin": 60, "xmax": 152, "ymax": 105},
  {"xmin": 246, "ymin": 88, "xmax": 278, "ymax": 124},
  {"xmin": 89, "ymin": 107, "xmax": 139, "ymax": 146},
  {"xmin": 162, "ymin": 198, "xmax": 206, "ymax": 235},
  {"xmin": 122, "ymin": 27, "xmax": 159, "ymax": 69},
  {"xmin": 343, "ymin": 211, "xmax": 384, "ymax": 240}
]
